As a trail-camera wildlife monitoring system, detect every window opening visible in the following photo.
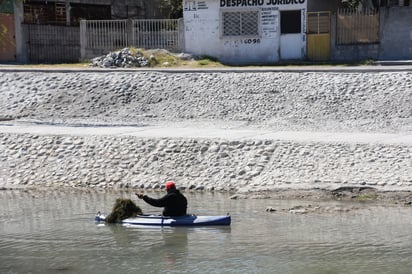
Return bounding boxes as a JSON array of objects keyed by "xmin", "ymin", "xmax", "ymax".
[
  {"xmin": 280, "ymin": 10, "xmax": 301, "ymax": 34},
  {"xmin": 222, "ymin": 10, "xmax": 259, "ymax": 37}
]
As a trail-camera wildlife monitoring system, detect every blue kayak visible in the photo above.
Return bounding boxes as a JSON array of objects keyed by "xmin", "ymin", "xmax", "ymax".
[{"xmin": 95, "ymin": 213, "xmax": 231, "ymax": 227}]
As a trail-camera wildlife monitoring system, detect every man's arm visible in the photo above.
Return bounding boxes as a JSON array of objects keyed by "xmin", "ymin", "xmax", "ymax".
[{"xmin": 136, "ymin": 193, "xmax": 168, "ymax": 207}]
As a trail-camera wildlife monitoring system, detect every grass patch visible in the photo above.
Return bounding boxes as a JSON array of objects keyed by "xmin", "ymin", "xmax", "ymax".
[
  {"xmin": 142, "ymin": 49, "xmax": 225, "ymax": 68},
  {"xmin": 195, "ymin": 55, "xmax": 222, "ymax": 66},
  {"xmin": 140, "ymin": 48, "xmax": 181, "ymax": 67},
  {"xmin": 355, "ymin": 193, "xmax": 378, "ymax": 201}
]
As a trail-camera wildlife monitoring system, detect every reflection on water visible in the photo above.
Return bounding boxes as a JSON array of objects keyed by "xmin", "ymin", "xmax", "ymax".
[{"xmin": 1, "ymin": 189, "xmax": 412, "ymax": 273}]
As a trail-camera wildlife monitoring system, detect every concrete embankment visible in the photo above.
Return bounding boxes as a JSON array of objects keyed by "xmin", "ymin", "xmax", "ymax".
[
  {"xmin": 1, "ymin": 130, "xmax": 411, "ymax": 192},
  {"xmin": 0, "ymin": 68, "xmax": 411, "ymax": 193}
]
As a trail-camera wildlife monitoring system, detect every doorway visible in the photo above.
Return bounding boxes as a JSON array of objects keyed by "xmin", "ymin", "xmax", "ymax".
[
  {"xmin": 307, "ymin": 11, "xmax": 331, "ymax": 61},
  {"xmin": 279, "ymin": 10, "xmax": 303, "ymax": 60}
]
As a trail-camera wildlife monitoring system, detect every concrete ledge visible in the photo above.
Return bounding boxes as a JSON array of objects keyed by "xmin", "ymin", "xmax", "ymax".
[{"xmin": 0, "ymin": 64, "xmax": 412, "ymax": 73}]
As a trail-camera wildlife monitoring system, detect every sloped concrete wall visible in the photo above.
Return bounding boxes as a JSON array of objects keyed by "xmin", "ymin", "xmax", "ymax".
[{"xmin": 1, "ymin": 133, "xmax": 412, "ymax": 192}]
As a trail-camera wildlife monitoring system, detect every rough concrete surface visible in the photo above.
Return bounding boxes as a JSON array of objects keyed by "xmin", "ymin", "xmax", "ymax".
[{"xmin": 0, "ymin": 67, "xmax": 411, "ymax": 199}]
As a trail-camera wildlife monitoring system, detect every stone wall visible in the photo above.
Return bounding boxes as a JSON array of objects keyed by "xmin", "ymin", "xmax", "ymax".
[{"xmin": 1, "ymin": 133, "xmax": 411, "ymax": 192}]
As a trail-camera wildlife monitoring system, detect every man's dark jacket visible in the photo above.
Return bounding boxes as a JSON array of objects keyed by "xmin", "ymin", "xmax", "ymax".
[{"xmin": 142, "ymin": 189, "xmax": 187, "ymax": 216}]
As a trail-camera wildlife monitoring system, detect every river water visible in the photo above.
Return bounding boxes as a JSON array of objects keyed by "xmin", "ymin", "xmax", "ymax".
[{"xmin": 1, "ymin": 189, "xmax": 412, "ymax": 274}]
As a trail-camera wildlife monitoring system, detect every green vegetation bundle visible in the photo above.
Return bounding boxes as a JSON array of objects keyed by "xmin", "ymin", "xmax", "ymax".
[{"xmin": 106, "ymin": 198, "xmax": 143, "ymax": 223}]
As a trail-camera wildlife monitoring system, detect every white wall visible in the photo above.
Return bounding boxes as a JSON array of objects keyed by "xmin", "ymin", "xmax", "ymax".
[{"xmin": 183, "ymin": 0, "xmax": 307, "ymax": 64}]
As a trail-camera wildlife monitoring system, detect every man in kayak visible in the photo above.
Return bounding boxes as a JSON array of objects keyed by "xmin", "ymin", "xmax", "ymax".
[{"xmin": 135, "ymin": 181, "xmax": 188, "ymax": 216}]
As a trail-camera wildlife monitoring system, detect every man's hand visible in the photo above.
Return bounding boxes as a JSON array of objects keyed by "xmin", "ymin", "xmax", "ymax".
[{"xmin": 135, "ymin": 193, "xmax": 144, "ymax": 199}]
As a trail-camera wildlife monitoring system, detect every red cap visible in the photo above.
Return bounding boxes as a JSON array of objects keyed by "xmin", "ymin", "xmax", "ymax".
[{"xmin": 165, "ymin": 181, "xmax": 176, "ymax": 190}]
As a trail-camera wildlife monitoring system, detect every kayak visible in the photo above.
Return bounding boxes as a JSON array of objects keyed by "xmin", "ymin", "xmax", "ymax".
[{"xmin": 95, "ymin": 213, "xmax": 231, "ymax": 227}]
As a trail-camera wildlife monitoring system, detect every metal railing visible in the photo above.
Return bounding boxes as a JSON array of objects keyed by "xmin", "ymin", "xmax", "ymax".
[
  {"xmin": 337, "ymin": 8, "xmax": 379, "ymax": 45},
  {"xmin": 132, "ymin": 19, "xmax": 182, "ymax": 49},
  {"xmin": 80, "ymin": 19, "xmax": 184, "ymax": 60}
]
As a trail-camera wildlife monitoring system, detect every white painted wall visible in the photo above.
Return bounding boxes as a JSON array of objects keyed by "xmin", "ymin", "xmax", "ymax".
[{"xmin": 183, "ymin": 0, "xmax": 307, "ymax": 64}]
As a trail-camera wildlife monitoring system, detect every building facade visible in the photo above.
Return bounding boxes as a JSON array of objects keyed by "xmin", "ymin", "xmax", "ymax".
[
  {"xmin": 1, "ymin": 0, "xmax": 411, "ymax": 64},
  {"xmin": 184, "ymin": 0, "xmax": 308, "ymax": 64},
  {"xmin": 183, "ymin": 0, "xmax": 411, "ymax": 64}
]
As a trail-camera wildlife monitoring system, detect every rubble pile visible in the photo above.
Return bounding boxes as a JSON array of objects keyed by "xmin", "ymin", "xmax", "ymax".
[{"xmin": 91, "ymin": 48, "xmax": 150, "ymax": 68}]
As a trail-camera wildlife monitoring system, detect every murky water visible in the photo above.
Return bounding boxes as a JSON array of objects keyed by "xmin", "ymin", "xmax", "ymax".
[{"xmin": 1, "ymin": 189, "xmax": 412, "ymax": 274}]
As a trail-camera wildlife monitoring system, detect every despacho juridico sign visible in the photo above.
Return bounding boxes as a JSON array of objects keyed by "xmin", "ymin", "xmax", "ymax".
[{"xmin": 220, "ymin": 0, "xmax": 305, "ymax": 7}]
